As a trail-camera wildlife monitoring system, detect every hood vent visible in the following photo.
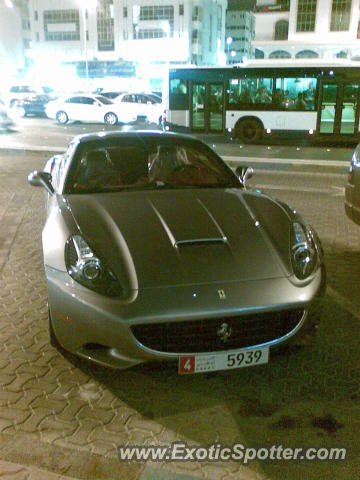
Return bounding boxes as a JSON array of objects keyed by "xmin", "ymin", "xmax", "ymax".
[{"xmin": 175, "ymin": 237, "xmax": 228, "ymax": 248}]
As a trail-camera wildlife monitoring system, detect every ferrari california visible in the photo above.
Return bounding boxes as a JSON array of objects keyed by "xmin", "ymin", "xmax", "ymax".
[{"xmin": 28, "ymin": 131, "xmax": 325, "ymax": 373}]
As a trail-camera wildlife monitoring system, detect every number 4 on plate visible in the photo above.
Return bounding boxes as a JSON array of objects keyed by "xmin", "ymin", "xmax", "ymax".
[{"xmin": 179, "ymin": 356, "xmax": 195, "ymax": 374}]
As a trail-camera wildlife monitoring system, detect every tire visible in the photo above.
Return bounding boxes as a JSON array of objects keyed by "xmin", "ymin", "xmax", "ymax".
[
  {"xmin": 17, "ymin": 106, "xmax": 26, "ymax": 117},
  {"xmin": 235, "ymin": 118, "xmax": 263, "ymax": 144},
  {"xmin": 104, "ymin": 112, "xmax": 118, "ymax": 125},
  {"xmin": 56, "ymin": 110, "xmax": 68, "ymax": 124}
]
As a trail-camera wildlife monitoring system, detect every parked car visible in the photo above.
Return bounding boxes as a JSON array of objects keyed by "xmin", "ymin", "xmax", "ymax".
[
  {"xmin": 1, "ymin": 85, "xmax": 53, "ymax": 108},
  {"xmin": 345, "ymin": 145, "xmax": 360, "ymax": 225},
  {"xmin": 100, "ymin": 91, "xmax": 126, "ymax": 100},
  {"xmin": 113, "ymin": 93, "xmax": 165, "ymax": 124},
  {"xmin": 16, "ymin": 94, "xmax": 53, "ymax": 118},
  {"xmin": 45, "ymin": 94, "xmax": 136, "ymax": 125},
  {"xmin": 28, "ymin": 131, "xmax": 325, "ymax": 372}
]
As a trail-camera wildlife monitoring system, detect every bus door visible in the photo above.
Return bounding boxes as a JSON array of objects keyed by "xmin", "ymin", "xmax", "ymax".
[
  {"xmin": 318, "ymin": 81, "xmax": 360, "ymax": 137},
  {"xmin": 190, "ymin": 82, "xmax": 224, "ymax": 133}
]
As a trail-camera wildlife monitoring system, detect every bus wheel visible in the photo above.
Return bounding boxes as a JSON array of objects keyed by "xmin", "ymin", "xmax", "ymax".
[{"xmin": 236, "ymin": 119, "xmax": 263, "ymax": 144}]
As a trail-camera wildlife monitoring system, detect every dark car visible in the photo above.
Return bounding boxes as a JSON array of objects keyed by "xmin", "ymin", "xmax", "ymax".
[
  {"xmin": 16, "ymin": 94, "xmax": 52, "ymax": 118},
  {"xmin": 28, "ymin": 131, "xmax": 325, "ymax": 373},
  {"xmin": 345, "ymin": 144, "xmax": 360, "ymax": 225}
]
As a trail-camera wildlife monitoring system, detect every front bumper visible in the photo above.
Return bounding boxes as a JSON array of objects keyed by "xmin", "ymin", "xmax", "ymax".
[{"xmin": 47, "ymin": 265, "xmax": 325, "ymax": 369}]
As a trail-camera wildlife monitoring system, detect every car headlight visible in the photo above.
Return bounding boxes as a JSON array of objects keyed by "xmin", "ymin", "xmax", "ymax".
[
  {"xmin": 65, "ymin": 235, "xmax": 122, "ymax": 296},
  {"xmin": 290, "ymin": 222, "xmax": 317, "ymax": 280}
]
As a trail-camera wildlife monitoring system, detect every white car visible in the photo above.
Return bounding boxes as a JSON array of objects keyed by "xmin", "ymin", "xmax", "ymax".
[
  {"xmin": 113, "ymin": 93, "xmax": 165, "ymax": 125},
  {"xmin": 45, "ymin": 94, "xmax": 136, "ymax": 125}
]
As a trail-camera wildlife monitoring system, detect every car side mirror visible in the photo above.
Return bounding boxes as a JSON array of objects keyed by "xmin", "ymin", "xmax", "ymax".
[
  {"xmin": 28, "ymin": 170, "xmax": 54, "ymax": 195},
  {"xmin": 235, "ymin": 165, "xmax": 254, "ymax": 188}
]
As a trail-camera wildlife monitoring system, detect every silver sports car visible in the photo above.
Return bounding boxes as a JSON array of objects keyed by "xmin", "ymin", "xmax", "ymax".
[{"xmin": 28, "ymin": 131, "xmax": 326, "ymax": 374}]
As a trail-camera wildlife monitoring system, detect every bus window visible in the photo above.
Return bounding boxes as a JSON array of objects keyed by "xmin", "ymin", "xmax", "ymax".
[
  {"xmin": 228, "ymin": 78, "xmax": 273, "ymax": 109},
  {"xmin": 169, "ymin": 79, "xmax": 189, "ymax": 110},
  {"xmin": 275, "ymin": 78, "xmax": 317, "ymax": 111}
]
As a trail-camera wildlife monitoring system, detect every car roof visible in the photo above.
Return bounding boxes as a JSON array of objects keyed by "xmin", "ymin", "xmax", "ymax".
[{"xmin": 74, "ymin": 130, "xmax": 201, "ymax": 145}]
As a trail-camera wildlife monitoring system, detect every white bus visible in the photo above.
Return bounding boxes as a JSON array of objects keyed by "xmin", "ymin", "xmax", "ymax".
[{"xmin": 167, "ymin": 60, "xmax": 360, "ymax": 143}]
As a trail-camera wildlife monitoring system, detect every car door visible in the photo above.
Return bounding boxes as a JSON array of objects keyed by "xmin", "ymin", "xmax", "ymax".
[
  {"xmin": 76, "ymin": 96, "xmax": 100, "ymax": 122},
  {"xmin": 119, "ymin": 94, "xmax": 139, "ymax": 119},
  {"xmin": 64, "ymin": 97, "xmax": 85, "ymax": 120}
]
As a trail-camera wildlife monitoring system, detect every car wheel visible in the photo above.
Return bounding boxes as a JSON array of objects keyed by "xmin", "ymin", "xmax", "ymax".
[
  {"xmin": 56, "ymin": 111, "xmax": 68, "ymax": 124},
  {"xmin": 104, "ymin": 112, "xmax": 118, "ymax": 125},
  {"xmin": 17, "ymin": 106, "xmax": 26, "ymax": 117},
  {"xmin": 235, "ymin": 119, "xmax": 263, "ymax": 144}
]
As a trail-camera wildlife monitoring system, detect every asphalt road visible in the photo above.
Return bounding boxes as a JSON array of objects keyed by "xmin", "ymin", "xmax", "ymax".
[{"xmin": 0, "ymin": 146, "xmax": 359, "ymax": 480}]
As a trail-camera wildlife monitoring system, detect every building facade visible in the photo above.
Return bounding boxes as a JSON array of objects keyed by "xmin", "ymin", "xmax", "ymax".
[
  {"xmin": 0, "ymin": 0, "xmax": 31, "ymax": 76},
  {"xmin": 225, "ymin": 0, "xmax": 255, "ymax": 64},
  {"xmin": 253, "ymin": 0, "xmax": 360, "ymax": 60},
  {"xmin": 27, "ymin": 0, "xmax": 226, "ymax": 67}
]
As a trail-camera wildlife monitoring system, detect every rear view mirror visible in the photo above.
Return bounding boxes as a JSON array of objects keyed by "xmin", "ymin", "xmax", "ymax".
[
  {"xmin": 28, "ymin": 170, "xmax": 54, "ymax": 195},
  {"xmin": 235, "ymin": 165, "xmax": 254, "ymax": 188}
]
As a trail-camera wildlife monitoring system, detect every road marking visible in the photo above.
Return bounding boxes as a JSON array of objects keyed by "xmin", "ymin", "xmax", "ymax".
[
  {"xmin": 0, "ymin": 143, "xmax": 65, "ymax": 152},
  {"xmin": 327, "ymin": 286, "xmax": 360, "ymax": 321},
  {"xmin": 255, "ymin": 184, "xmax": 344, "ymax": 196},
  {"xmin": 223, "ymin": 155, "xmax": 349, "ymax": 168}
]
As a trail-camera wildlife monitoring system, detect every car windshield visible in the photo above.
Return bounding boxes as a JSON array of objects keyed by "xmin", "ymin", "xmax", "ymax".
[
  {"xmin": 95, "ymin": 95, "xmax": 113, "ymax": 105},
  {"xmin": 65, "ymin": 138, "xmax": 239, "ymax": 194}
]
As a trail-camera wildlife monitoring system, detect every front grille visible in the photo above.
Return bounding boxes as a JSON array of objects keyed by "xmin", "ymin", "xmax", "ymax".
[{"xmin": 131, "ymin": 309, "xmax": 304, "ymax": 354}]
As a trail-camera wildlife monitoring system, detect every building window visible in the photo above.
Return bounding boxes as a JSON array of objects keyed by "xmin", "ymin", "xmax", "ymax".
[
  {"xmin": 139, "ymin": 6, "xmax": 174, "ymax": 36},
  {"xmin": 97, "ymin": 0, "xmax": 114, "ymax": 51},
  {"xmin": 330, "ymin": 0, "xmax": 351, "ymax": 31},
  {"xmin": 192, "ymin": 29, "xmax": 199, "ymax": 43},
  {"xmin": 86, "ymin": 30, "xmax": 89, "ymax": 41},
  {"xmin": 274, "ymin": 20, "xmax": 289, "ymax": 40},
  {"xmin": 43, "ymin": 10, "xmax": 80, "ymax": 41},
  {"xmin": 36, "ymin": 32, "xmax": 40, "ymax": 42},
  {"xmin": 123, "ymin": 7, "xmax": 127, "ymax": 17},
  {"xmin": 269, "ymin": 50, "xmax": 291, "ymax": 59},
  {"xmin": 296, "ymin": 0, "xmax": 317, "ymax": 32},
  {"xmin": 179, "ymin": 4, "xmax": 184, "ymax": 15},
  {"xmin": 192, "ymin": 6, "xmax": 199, "ymax": 21},
  {"xmin": 209, "ymin": 14, "xmax": 212, "ymax": 52},
  {"xmin": 295, "ymin": 50, "xmax": 319, "ymax": 58},
  {"xmin": 35, "ymin": 10, "xmax": 38, "ymax": 21},
  {"xmin": 136, "ymin": 28, "xmax": 167, "ymax": 39}
]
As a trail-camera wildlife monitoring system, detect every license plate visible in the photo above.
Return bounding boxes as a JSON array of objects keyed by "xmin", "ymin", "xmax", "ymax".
[{"xmin": 178, "ymin": 347, "xmax": 269, "ymax": 375}]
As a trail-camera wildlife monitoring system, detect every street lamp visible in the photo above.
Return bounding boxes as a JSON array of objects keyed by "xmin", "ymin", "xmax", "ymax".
[
  {"xmin": 226, "ymin": 36, "xmax": 233, "ymax": 62},
  {"xmin": 79, "ymin": 0, "xmax": 97, "ymax": 90}
]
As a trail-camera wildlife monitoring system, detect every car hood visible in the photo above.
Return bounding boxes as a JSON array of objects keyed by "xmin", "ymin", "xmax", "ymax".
[{"xmin": 65, "ymin": 189, "xmax": 292, "ymax": 290}]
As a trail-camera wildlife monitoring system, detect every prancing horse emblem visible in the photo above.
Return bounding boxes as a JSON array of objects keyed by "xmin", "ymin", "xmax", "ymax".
[
  {"xmin": 218, "ymin": 289, "xmax": 226, "ymax": 300},
  {"xmin": 217, "ymin": 322, "xmax": 232, "ymax": 343}
]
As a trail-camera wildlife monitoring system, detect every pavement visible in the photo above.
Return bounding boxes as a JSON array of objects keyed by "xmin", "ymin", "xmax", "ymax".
[{"xmin": 0, "ymin": 143, "xmax": 359, "ymax": 479}]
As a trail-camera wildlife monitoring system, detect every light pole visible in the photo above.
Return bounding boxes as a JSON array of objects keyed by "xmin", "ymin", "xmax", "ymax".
[
  {"xmin": 79, "ymin": 0, "xmax": 97, "ymax": 90},
  {"xmin": 226, "ymin": 36, "xmax": 233, "ymax": 63}
]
